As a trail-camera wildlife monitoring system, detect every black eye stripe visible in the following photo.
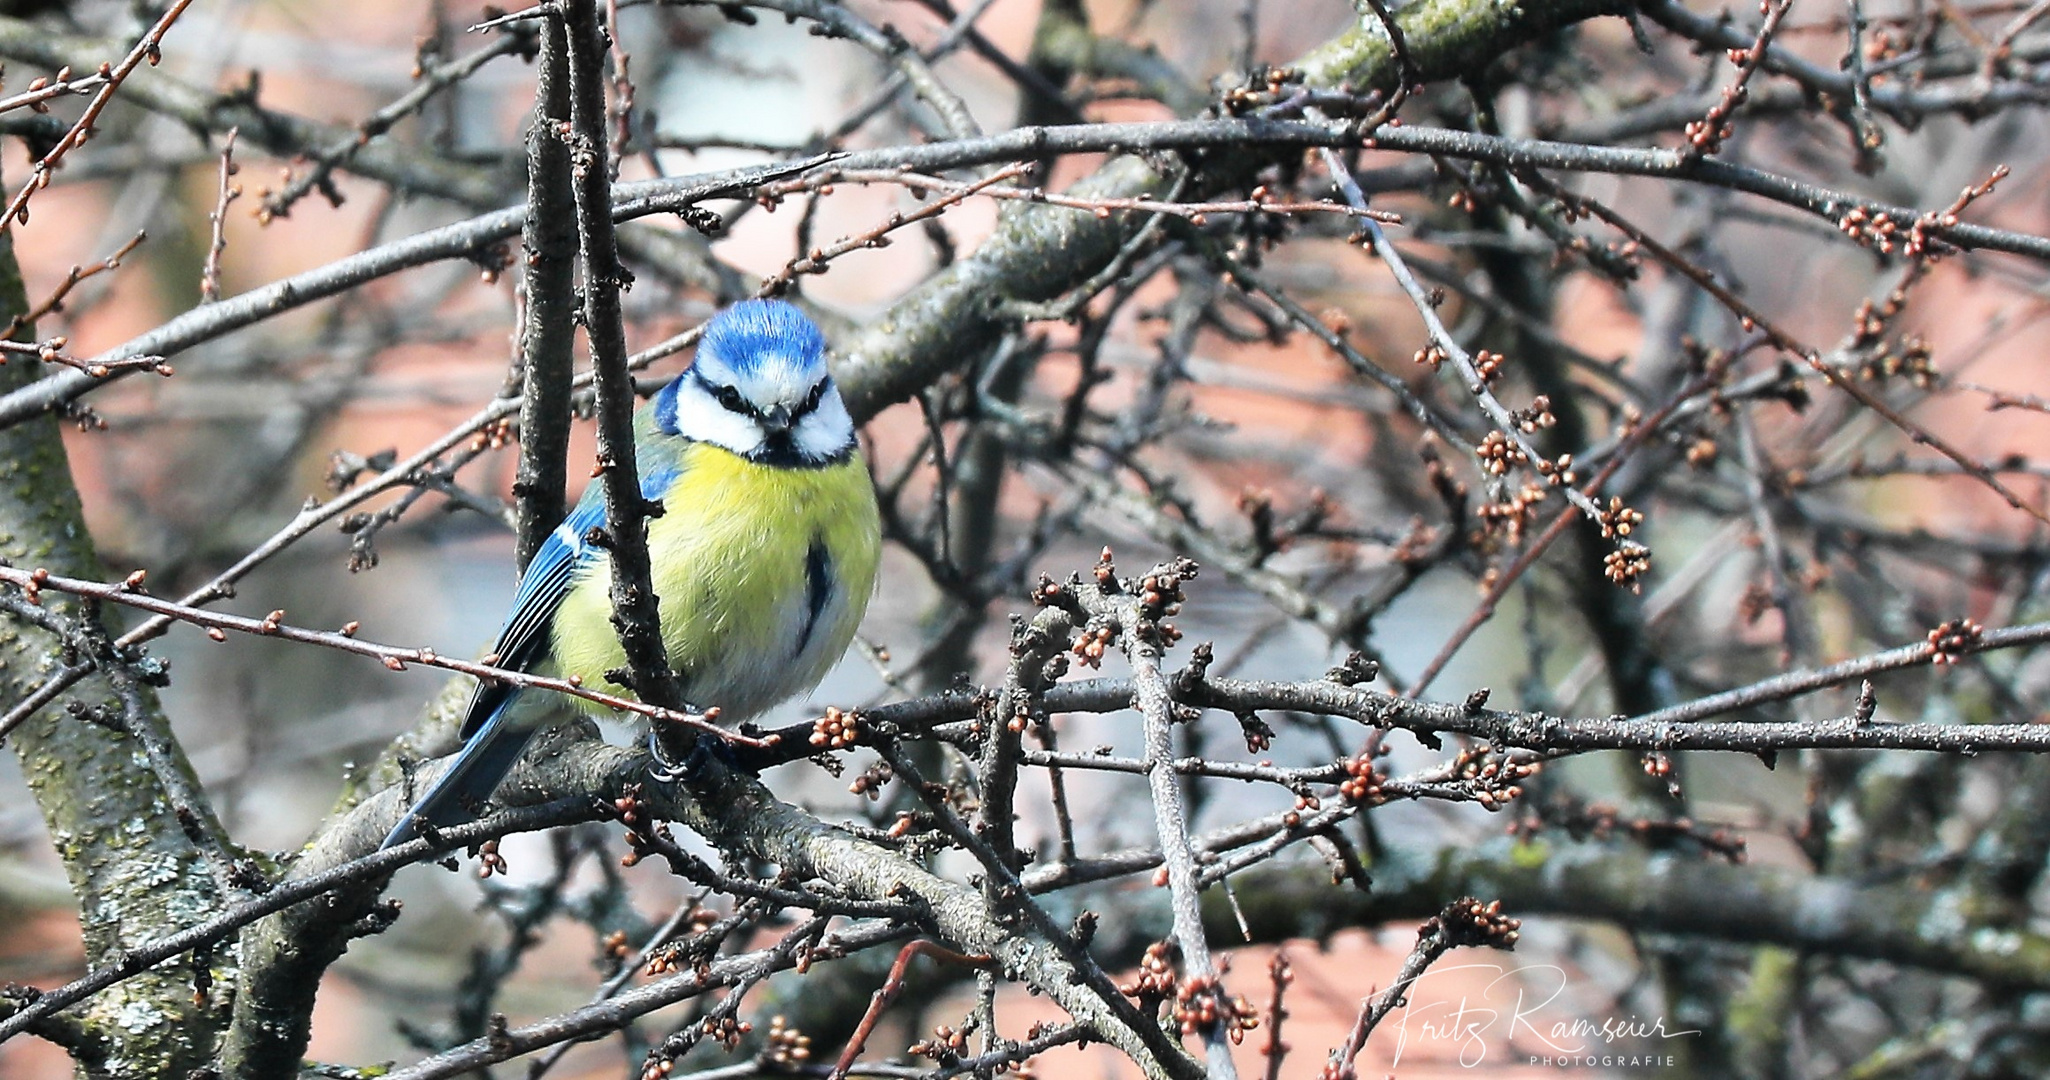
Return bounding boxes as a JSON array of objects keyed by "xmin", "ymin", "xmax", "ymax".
[
  {"xmin": 792, "ymin": 381, "xmax": 828, "ymax": 419},
  {"xmin": 697, "ymin": 372, "xmax": 829, "ymax": 424},
  {"xmin": 706, "ymin": 379, "xmax": 754, "ymax": 417}
]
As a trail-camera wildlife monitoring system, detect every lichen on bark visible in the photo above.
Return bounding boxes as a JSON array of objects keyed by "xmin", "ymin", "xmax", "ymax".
[{"xmin": 0, "ymin": 189, "xmax": 231, "ymax": 1077}]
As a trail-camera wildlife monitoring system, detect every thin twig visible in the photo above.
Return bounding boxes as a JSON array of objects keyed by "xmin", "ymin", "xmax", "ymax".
[
  {"xmin": 200, "ymin": 130, "xmax": 239, "ymax": 303},
  {"xmin": 0, "ymin": 0, "xmax": 196, "ymax": 232},
  {"xmin": 0, "ymin": 564, "xmax": 749, "ymax": 744},
  {"xmin": 8, "ymin": 230, "xmax": 147, "ymax": 336}
]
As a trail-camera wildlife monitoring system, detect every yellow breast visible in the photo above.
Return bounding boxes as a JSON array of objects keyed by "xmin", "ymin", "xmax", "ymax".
[{"xmin": 549, "ymin": 443, "xmax": 881, "ymax": 719}]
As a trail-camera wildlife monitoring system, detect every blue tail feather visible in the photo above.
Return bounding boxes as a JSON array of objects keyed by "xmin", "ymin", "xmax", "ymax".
[{"xmin": 379, "ymin": 705, "xmax": 537, "ymax": 852}]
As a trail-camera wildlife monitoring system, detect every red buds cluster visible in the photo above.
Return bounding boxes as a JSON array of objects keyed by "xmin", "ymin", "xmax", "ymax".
[
  {"xmin": 1533, "ymin": 453, "xmax": 1576, "ymax": 486},
  {"xmin": 475, "ymin": 838, "xmax": 507, "ymax": 878},
  {"xmin": 1928, "ymin": 617, "xmax": 1984, "ymax": 666},
  {"xmin": 910, "ymin": 1023, "xmax": 970, "ymax": 1060},
  {"xmin": 1472, "ymin": 349, "xmax": 1506, "ymax": 384},
  {"xmin": 1604, "ymin": 541, "xmax": 1652, "ymax": 591},
  {"xmin": 848, "ymin": 760, "xmax": 893, "ymax": 799},
  {"xmin": 1119, "ymin": 940, "xmax": 1179, "ymax": 1002},
  {"xmin": 809, "ymin": 705, "xmax": 860, "ymax": 749},
  {"xmin": 1475, "ymin": 431, "xmax": 1528, "ymax": 476},
  {"xmin": 1284, "ymin": 791, "xmax": 1321, "ymax": 828},
  {"xmin": 1435, "ymin": 896, "xmax": 1521, "ymax": 949},
  {"xmin": 1478, "ymin": 483, "xmax": 1548, "ymax": 546},
  {"xmin": 1510, "ymin": 395, "xmax": 1555, "ymax": 434},
  {"xmin": 1598, "ymin": 498, "xmax": 1643, "ymax": 540},
  {"xmin": 1072, "ymin": 621, "xmax": 1117, "ymax": 668},
  {"xmin": 698, "ymin": 1015, "xmax": 750, "ymax": 1051},
  {"xmin": 1338, "ymin": 746, "xmax": 1390, "ymax": 805},
  {"xmin": 763, "ymin": 1015, "xmax": 812, "ymax": 1067},
  {"xmin": 1239, "ymin": 712, "xmax": 1276, "ymax": 753},
  {"xmin": 1452, "ymin": 749, "xmax": 1537, "ymax": 811},
  {"xmin": 612, "ymin": 785, "xmax": 664, "ymax": 868},
  {"xmin": 1135, "ymin": 560, "xmax": 1195, "ymax": 622},
  {"xmin": 1175, "ymin": 973, "xmax": 1259, "ymax": 1043}
]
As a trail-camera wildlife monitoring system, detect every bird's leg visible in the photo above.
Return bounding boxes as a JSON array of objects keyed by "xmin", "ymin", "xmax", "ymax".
[
  {"xmin": 644, "ymin": 725, "xmax": 690, "ymax": 783},
  {"xmin": 644, "ymin": 722, "xmax": 746, "ymax": 782}
]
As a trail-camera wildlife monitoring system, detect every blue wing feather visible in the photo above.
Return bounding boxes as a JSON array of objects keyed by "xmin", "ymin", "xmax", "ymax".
[
  {"xmin": 380, "ymin": 708, "xmax": 538, "ymax": 850},
  {"xmin": 460, "ymin": 461, "xmax": 682, "ymax": 739},
  {"xmin": 382, "ymin": 447, "xmax": 687, "ymax": 851},
  {"xmin": 459, "ymin": 494, "xmax": 604, "ymax": 739}
]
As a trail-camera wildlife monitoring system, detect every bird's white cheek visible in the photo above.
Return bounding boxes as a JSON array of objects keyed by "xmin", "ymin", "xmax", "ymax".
[
  {"xmin": 792, "ymin": 395, "xmax": 856, "ymax": 460},
  {"xmin": 668, "ymin": 385, "xmax": 766, "ymax": 455}
]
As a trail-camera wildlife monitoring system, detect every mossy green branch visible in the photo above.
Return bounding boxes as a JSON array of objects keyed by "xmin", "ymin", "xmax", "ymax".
[
  {"xmin": 0, "ymin": 191, "xmax": 230, "ymax": 1074},
  {"xmin": 1297, "ymin": 0, "xmax": 1635, "ymax": 90}
]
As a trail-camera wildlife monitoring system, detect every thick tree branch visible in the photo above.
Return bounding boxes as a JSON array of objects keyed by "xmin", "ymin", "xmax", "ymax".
[
  {"xmin": 0, "ymin": 167, "xmax": 228, "ymax": 1076},
  {"xmin": 564, "ymin": 0, "xmax": 687, "ymax": 718},
  {"xmin": 512, "ymin": 18, "xmax": 578, "ymax": 570}
]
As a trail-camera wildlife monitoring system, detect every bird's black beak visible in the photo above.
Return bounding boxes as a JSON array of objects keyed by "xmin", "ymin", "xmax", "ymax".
[{"xmin": 760, "ymin": 404, "xmax": 794, "ymax": 434}]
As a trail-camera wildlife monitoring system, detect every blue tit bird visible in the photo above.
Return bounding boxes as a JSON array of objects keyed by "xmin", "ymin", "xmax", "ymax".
[{"xmin": 381, "ymin": 299, "xmax": 881, "ymax": 851}]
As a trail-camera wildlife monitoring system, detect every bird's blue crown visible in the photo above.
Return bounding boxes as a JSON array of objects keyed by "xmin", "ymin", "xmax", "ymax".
[
  {"xmin": 654, "ymin": 300, "xmax": 842, "ymax": 445},
  {"xmin": 696, "ymin": 299, "xmax": 827, "ymax": 382}
]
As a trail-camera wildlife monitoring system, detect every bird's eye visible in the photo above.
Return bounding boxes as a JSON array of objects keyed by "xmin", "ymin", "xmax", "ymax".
[
  {"xmin": 714, "ymin": 385, "xmax": 748, "ymax": 414},
  {"xmin": 795, "ymin": 381, "xmax": 827, "ymax": 417}
]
